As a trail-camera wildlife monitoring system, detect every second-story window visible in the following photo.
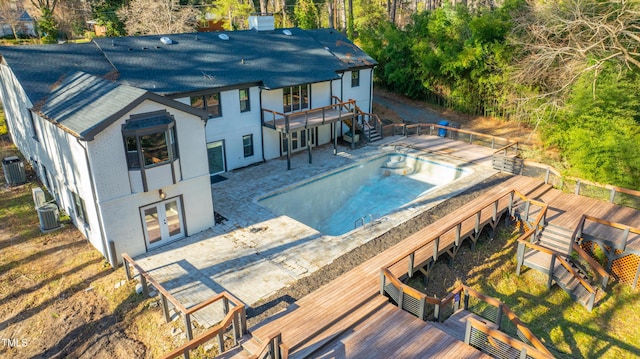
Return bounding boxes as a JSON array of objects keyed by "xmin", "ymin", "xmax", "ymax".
[
  {"xmin": 191, "ymin": 93, "xmax": 222, "ymax": 118},
  {"xmin": 123, "ymin": 112, "xmax": 178, "ymax": 170},
  {"xmin": 239, "ymin": 88, "xmax": 250, "ymax": 113},
  {"xmin": 351, "ymin": 70, "xmax": 360, "ymax": 87},
  {"xmin": 283, "ymin": 85, "xmax": 309, "ymax": 113}
]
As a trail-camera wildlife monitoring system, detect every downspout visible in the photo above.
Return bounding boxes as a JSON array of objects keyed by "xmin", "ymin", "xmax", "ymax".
[
  {"xmin": 369, "ymin": 67, "xmax": 375, "ymax": 114},
  {"xmin": 259, "ymin": 87, "xmax": 266, "ymax": 162},
  {"xmin": 77, "ymin": 138, "xmax": 112, "ymax": 267}
]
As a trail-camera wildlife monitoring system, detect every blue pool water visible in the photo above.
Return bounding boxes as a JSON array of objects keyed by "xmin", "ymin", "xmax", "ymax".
[
  {"xmin": 316, "ymin": 174, "xmax": 434, "ymax": 235},
  {"xmin": 258, "ymin": 153, "xmax": 470, "ymax": 236}
]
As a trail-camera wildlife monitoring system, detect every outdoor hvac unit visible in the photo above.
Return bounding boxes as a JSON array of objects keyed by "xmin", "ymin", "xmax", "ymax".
[
  {"xmin": 37, "ymin": 203, "xmax": 60, "ymax": 231},
  {"xmin": 2, "ymin": 156, "xmax": 26, "ymax": 186},
  {"xmin": 32, "ymin": 187, "xmax": 46, "ymax": 208}
]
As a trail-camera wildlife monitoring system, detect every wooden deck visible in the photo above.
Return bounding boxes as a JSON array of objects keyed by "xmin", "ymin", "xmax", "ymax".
[
  {"xmin": 265, "ymin": 108, "xmax": 356, "ymax": 133},
  {"xmin": 231, "ymin": 175, "xmax": 640, "ymax": 358}
]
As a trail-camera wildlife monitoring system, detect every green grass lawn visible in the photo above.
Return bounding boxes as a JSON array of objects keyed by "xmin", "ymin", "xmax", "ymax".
[{"xmin": 409, "ymin": 226, "xmax": 640, "ymax": 359}]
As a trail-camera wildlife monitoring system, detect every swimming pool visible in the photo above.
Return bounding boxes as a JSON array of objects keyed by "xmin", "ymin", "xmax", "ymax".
[{"xmin": 257, "ymin": 152, "xmax": 472, "ymax": 236}]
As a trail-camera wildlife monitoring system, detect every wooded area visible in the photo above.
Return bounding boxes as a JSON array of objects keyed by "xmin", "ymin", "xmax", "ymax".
[{"xmin": 1, "ymin": 0, "xmax": 638, "ymax": 188}]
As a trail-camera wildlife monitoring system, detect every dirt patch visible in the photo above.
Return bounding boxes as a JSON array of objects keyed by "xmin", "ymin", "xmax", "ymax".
[{"xmin": 373, "ymin": 89, "xmax": 541, "ymax": 146}]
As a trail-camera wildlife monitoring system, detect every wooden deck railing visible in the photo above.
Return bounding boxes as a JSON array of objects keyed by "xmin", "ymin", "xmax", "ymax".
[
  {"xmin": 576, "ymin": 215, "xmax": 640, "ymax": 252},
  {"xmin": 381, "ymin": 122, "xmax": 513, "ymax": 150},
  {"xmin": 162, "ymin": 296, "xmax": 247, "ymax": 359},
  {"xmin": 249, "ymin": 332, "xmax": 289, "ymax": 359},
  {"xmin": 465, "ymin": 317, "xmax": 555, "ymax": 359},
  {"xmin": 122, "ymin": 254, "xmax": 247, "ymax": 358},
  {"xmin": 520, "ymin": 161, "xmax": 640, "ymax": 209},
  {"xmin": 383, "ymin": 188, "xmax": 524, "ymax": 278},
  {"xmin": 262, "ymin": 99, "xmax": 356, "ymax": 132},
  {"xmin": 379, "ymin": 272, "xmax": 554, "ymax": 357}
]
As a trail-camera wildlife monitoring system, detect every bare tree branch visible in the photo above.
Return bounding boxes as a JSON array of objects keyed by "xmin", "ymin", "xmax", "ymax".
[{"xmin": 510, "ymin": 0, "xmax": 640, "ymax": 98}]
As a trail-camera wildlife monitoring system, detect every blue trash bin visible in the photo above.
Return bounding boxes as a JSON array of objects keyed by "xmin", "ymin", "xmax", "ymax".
[{"xmin": 438, "ymin": 120, "xmax": 449, "ymax": 137}]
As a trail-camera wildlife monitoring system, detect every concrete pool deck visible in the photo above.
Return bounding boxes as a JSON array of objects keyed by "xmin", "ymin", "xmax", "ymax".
[{"xmin": 133, "ymin": 135, "xmax": 499, "ymax": 327}]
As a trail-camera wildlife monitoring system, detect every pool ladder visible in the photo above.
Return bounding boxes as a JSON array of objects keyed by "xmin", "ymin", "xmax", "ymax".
[{"xmin": 354, "ymin": 214, "xmax": 374, "ymax": 230}]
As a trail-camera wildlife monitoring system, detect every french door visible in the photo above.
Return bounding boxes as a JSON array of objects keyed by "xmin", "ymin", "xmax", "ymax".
[{"xmin": 141, "ymin": 198, "xmax": 184, "ymax": 249}]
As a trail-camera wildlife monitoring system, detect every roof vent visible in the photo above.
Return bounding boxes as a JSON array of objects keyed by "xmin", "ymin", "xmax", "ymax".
[
  {"xmin": 282, "ymin": 29, "xmax": 292, "ymax": 36},
  {"xmin": 160, "ymin": 36, "xmax": 172, "ymax": 45},
  {"xmin": 218, "ymin": 33, "xmax": 230, "ymax": 40}
]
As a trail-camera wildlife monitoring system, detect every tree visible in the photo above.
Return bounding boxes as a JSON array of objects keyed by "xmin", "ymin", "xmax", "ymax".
[
  {"xmin": 0, "ymin": 0, "xmax": 24, "ymax": 39},
  {"xmin": 294, "ymin": 0, "xmax": 320, "ymax": 29},
  {"xmin": 545, "ymin": 66, "xmax": 640, "ymax": 189},
  {"xmin": 207, "ymin": 0, "xmax": 254, "ymax": 30},
  {"xmin": 30, "ymin": 0, "xmax": 59, "ymax": 42},
  {"xmin": 38, "ymin": 7, "xmax": 58, "ymax": 42},
  {"xmin": 117, "ymin": 0, "xmax": 200, "ymax": 35},
  {"xmin": 92, "ymin": 0, "xmax": 127, "ymax": 37},
  {"xmin": 511, "ymin": 0, "xmax": 640, "ymax": 99}
]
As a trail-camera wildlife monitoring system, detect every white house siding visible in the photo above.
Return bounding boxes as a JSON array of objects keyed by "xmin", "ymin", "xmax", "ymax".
[
  {"xmin": 87, "ymin": 99, "xmax": 214, "ymax": 260},
  {"xmin": 177, "ymin": 87, "xmax": 263, "ymax": 172},
  {"xmin": 97, "ymin": 174, "xmax": 213, "ymax": 259},
  {"xmin": 0, "ymin": 65, "xmax": 36, "ymax": 161},
  {"xmin": 341, "ymin": 69, "xmax": 373, "ymax": 114}
]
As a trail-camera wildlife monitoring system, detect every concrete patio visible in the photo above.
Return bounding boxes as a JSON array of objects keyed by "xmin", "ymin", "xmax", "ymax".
[{"xmin": 133, "ymin": 135, "xmax": 499, "ymax": 327}]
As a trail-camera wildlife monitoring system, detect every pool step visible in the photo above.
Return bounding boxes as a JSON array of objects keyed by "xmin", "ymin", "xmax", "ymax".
[{"xmin": 382, "ymin": 156, "xmax": 413, "ymax": 176}]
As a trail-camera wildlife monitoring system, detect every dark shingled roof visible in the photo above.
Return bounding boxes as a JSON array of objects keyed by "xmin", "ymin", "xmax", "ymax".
[
  {"xmin": 307, "ymin": 29, "xmax": 377, "ymax": 69},
  {"xmin": 0, "ymin": 42, "xmax": 115, "ymax": 104},
  {"xmin": 33, "ymin": 72, "xmax": 206, "ymax": 140},
  {"xmin": 34, "ymin": 72, "xmax": 147, "ymax": 140},
  {"xmin": 0, "ymin": 28, "xmax": 377, "ymax": 104}
]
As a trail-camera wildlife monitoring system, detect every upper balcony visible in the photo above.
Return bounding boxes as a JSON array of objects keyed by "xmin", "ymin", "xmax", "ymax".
[{"xmin": 262, "ymin": 98, "xmax": 357, "ymax": 134}]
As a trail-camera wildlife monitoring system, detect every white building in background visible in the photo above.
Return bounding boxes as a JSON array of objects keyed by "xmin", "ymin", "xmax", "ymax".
[{"xmin": 0, "ymin": 17, "xmax": 377, "ymax": 263}]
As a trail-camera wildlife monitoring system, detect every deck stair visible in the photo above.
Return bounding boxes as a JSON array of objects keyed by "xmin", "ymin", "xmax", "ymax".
[
  {"xmin": 517, "ymin": 222, "xmax": 604, "ymax": 311},
  {"xmin": 363, "ymin": 123, "xmax": 382, "ymax": 143}
]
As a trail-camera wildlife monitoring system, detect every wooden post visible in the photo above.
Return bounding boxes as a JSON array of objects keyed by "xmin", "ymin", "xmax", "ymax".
[
  {"xmin": 333, "ymin": 123, "xmax": 338, "ymax": 155},
  {"xmin": 633, "ymin": 262, "xmax": 640, "ymax": 290},
  {"xmin": 516, "ymin": 243, "xmax": 524, "ymax": 275},
  {"xmin": 433, "ymin": 237, "xmax": 439, "ymax": 261},
  {"xmin": 523, "ymin": 201, "xmax": 530, "ymax": 224},
  {"xmin": 124, "ymin": 259, "xmax": 132, "ymax": 281},
  {"xmin": 223, "ymin": 296, "xmax": 229, "ymax": 315},
  {"xmin": 609, "ymin": 188, "xmax": 616, "ymax": 203},
  {"xmin": 545, "ymin": 167, "xmax": 550, "ymax": 184},
  {"xmin": 463, "ymin": 291, "xmax": 469, "ymax": 310},
  {"xmin": 418, "ymin": 296, "xmax": 426, "ymax": 321},
  {"xmin": 161, "ymin": 293, "xmax": 170, "ymax": 323},
  {"xmin": 217, "ymin": 330, "xmax": 224, "ymax": 353},
  {"xmin": 496, "ymin": 304, "xmax": 503, "ymax": 329},
  {"xmin": 307, "ymin": 128, "xmax": 312, "ymax": 164},
  {"xmin": 140, "ymin": 275, "xmax": 149, "ymax": 297},
  {"xmin": 287, "ymin": 133, "xmax": 293, "ymax": 170},
  {"xmin": 455, "ymin": 223, "xmax": 462, "ymax": 246},
  {"xmin": 575, "ymin": 179, "xmax": 581, "ymax": 195},
  {"xmin": 184, "ymin": 314, "xmax": 193, "ymax": 340},
  {"xmin": 380, "ymin": 270, "xmax": 386, "ymax": 295},
  {"xmin": 547, "ymin": 255, "xmax": 556, "ymax": 289},
  {"xmin": 622, "ymin": 227, "xmax": 630, "ymax": 251},
  {"xmin": 464, "ymin": 320, "xmax": 472, "ymax": 345},
  {"xmin": 408, "ymin": 253, "xmax": 415, "ymax": 278},
  {"xmin": 434, "ymin": 302, "xmax": 440, "ymax": 322}
]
